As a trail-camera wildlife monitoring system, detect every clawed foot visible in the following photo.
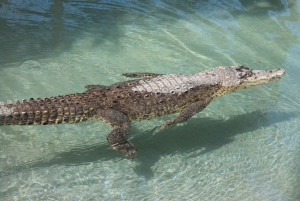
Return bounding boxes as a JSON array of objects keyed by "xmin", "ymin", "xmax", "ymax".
[
  {"xmin": 161, "ymin": 123, "xmax": 169, "ymax": 130},
  {"xmin": 161, "ymin": 119, "xmax": 174, "ymax": 130},
  {"xmin": 112, "ymin": 141, "xmax": 137, "ymax": 159}
]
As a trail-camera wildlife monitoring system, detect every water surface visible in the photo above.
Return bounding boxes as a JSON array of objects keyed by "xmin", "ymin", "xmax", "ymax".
[{"xmin": 0, "ymin": 0, "xmax": 300, "ymax": 200}]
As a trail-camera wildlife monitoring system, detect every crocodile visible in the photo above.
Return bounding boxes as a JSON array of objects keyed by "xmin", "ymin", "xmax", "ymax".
[{"xmin": 0, "ymin": 65, "xmax": 285, "ymax": 159}]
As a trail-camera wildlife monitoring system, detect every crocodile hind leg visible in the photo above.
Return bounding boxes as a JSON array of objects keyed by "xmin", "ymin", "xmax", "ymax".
[
  {"xmin": 122, "ymin": 72, "xmax": 163, "ymax": 78},
  {"xmin": 97, "ymin": 109, "xmax": 136, "ymax": 159},
  {"xmin": 162, "ymin": 99, "xmax": 211, "ymax": 129}
]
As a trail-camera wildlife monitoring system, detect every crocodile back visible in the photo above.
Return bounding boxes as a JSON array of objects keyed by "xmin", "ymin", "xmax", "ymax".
[
  {"xmin": 0, "ymin": 73, "xmax": 223, "ymax": 125},
  {"xmin": 90, "ymin": 75, "xmax": 222, "ymax": 120}
]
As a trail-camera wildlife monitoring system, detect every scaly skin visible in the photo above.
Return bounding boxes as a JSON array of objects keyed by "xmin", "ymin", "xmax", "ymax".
[{"xmin": 0, "ymin": 65, "xmax": 285, "ymax": 158}]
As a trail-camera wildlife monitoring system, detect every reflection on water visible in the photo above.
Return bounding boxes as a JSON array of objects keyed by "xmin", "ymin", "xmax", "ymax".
[{"xmin": 0, "ymin": 0, "xmax": 300, "ymax": 200}]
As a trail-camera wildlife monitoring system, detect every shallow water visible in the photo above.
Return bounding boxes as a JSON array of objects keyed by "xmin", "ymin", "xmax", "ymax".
[{"xmin": 0, "ymin": 0, "xmax": 300, "ymax": 200}]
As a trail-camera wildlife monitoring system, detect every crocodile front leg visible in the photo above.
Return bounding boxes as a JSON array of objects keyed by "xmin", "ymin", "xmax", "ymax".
[
  {"xmin": 97, "ymin": 109, "xmax": 136, "ymax": 159},
  {"xmin": 162, "ymin": 99, "xmax": 211, "ymax": 129}
]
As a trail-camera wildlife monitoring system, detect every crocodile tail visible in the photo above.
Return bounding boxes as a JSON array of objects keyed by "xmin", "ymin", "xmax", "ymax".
[
  {"xmin": 0, "ymin": 99, "xmax": 35, "ymax": 126},
  {"xmin": 0, "ymin": 94, "xmax": 92, "ymax": 126},
  {"xmin": 0, "ymin": 102, "xmax": 12, "ymax": 126}
]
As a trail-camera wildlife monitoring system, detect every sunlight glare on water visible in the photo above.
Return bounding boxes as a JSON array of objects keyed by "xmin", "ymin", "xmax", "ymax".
[{"xmin": 0, "ymin": 0, "xmax": 300, "ymax": 200}]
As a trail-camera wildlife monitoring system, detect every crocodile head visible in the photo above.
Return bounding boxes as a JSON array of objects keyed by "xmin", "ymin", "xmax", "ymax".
[
  {"xmin": 212, "ymin": 65, "xmax": 285, "ymax": 89},
  {"xmin": 235, "ymin": 65, "xmax": 285, "ymax": 89}
]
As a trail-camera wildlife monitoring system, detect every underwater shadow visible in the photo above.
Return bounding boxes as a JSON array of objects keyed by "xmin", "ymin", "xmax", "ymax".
[
  {"xmin": 132, "ymin": 110, "xmax": 296, "ymax": 178},
  {"xmin": 0, "ymin": 110, "xmax": 295, "ymax": 178},
  {"xmin": 0, "ymin": 142, "xmax": 120, "ymax": 178}
]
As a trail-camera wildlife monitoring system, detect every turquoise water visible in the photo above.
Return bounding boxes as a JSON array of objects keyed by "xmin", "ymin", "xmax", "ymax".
[{"xmin": 0, "ymin": 0, "xmax": 300, "ymax": 200}]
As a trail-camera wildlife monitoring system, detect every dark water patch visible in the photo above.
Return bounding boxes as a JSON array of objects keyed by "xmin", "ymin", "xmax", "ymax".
[
  {"xmin": 0, "ymin": 0, "xmax": 292, "ymax": 66},
  {"xmin": 0, "ymin": 1, "xmax": 146, "ymax": 65}
]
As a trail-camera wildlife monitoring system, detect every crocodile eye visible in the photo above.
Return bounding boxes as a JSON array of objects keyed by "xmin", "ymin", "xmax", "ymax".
[{"xmin": 247, "ymin": 72, "xmax": 253, "ymax": 77}]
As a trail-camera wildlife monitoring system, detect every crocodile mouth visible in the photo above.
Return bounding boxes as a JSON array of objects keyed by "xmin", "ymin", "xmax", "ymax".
[{"xmin": 240, "ymin": 68, "xmax": 285, "ymax": 88}]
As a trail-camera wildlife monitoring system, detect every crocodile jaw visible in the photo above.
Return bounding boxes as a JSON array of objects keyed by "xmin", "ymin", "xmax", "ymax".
[{"xmin": 239, "ymin": 68, "xmax": 285, "ymax": 89}]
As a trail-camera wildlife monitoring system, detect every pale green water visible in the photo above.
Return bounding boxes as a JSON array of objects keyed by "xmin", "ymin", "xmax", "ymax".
[{"xmin": 0, "ymin": 0, "xmax": 300, "ymax": 200}]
